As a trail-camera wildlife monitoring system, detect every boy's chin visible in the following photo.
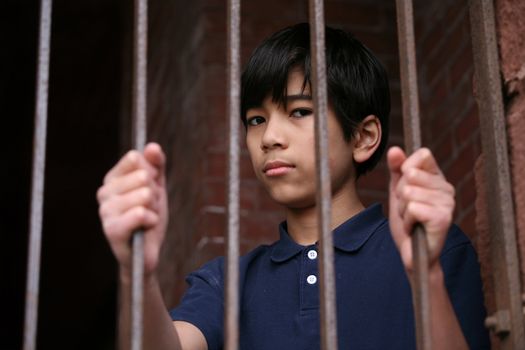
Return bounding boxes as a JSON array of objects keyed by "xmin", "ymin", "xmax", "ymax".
[{"xmin": 269, "ymin": 192, "xmax": 317, "ymax": 210}]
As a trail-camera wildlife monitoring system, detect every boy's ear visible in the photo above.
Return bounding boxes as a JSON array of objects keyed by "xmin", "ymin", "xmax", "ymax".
[{"xmin": 352, "ymin": 115, "xmax": 382, "ymax": 164}]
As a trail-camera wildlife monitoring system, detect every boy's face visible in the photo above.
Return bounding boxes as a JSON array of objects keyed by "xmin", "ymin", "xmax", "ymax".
[{"xmin": 245, "ymin": 69, "xmax": 357, "ymax": 209}]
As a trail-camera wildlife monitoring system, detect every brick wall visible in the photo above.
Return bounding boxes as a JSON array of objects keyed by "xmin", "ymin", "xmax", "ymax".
[
  {"xmin": 152, "ymin": 0, "xmax": 489, "ymax": 307},
  {"xmin": 414, "ymin": 0, "xmax": 480, "ymax": 240},
  {"xmin": 146, "ymin": 0, "xmax": 525, "ymax": 347},
  {"xmin": 413, "ymin": 0, "xmax": 499, "ymax": 344},
  {"xmin": 415, "ymin": 1, "xmax": 525, "ymax": 348},
  {"xmin": 150, "ymin": 0, "xmax": 404, "ymax": 306},
  {"xmin": 152, "ymin": 0, "xmax": 491, "ymax": 307}
]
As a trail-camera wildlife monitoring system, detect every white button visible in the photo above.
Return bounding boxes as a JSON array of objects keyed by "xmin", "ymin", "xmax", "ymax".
[
  {"xmin": 307, "ymin": 250, "xmax": 317, "ymax": 260},
  {"xmin": 307, "ymin": 275, "xmax": 317, "ymax": 285}
]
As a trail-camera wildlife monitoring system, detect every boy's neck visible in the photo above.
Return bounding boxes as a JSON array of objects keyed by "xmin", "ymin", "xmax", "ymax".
[{"xmin": 285, "ymin": 188, "xmax": 365, "ymax": 246}]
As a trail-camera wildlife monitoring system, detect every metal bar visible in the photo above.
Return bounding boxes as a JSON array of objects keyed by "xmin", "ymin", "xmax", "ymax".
[
  {"xmin": 468, "ymin": 0, "xmax": 525, "ymax": 348},
  {"xmin": 394, "ymin": 1, "xmax": 432, "ymax": 349},
  {"xmin": 308, "ymin": 1, "xmax": 338, "ymax": 349},
  {"xmin": 23, "ymin": 1, "xmax": 53, "ymax": 349},
  {"xmin": 224, "ymin": 0, "xmax": 241, "ymax": 349},
  {"xmin": 131, "ymin": 0, "xmax": 148, "ymax": 349}
]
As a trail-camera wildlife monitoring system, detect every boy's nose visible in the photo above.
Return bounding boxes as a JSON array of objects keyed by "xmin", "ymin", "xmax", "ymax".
[{"xmin": 260, "ymin": 118, "xmax": 287, "ymax": 151}]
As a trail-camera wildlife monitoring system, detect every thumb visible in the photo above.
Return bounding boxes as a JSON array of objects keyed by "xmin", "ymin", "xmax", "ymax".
[
  {"xmin": 387, "ymin": 146, "xmax": 410, "ymax": 253},
  {"xmin": 144, "ymin": 142, "xmax": 166, "ymax": 185},
  {"xmin": 387, "ymin": 146, "xmax": 406, "ymax": 190}
]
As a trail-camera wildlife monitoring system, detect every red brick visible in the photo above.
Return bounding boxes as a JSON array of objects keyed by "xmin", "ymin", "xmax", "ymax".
[
  {"xmin": 192, "ymin": 238, "xmax": 225, "ymax": 269},
  {"xmin": 383, "ymin": 57, "xmax": 401, "ymax": 81},
  {"xmin": 426, "ymin": 77, "xmax": 449, "ymax": 129},
  {"xmin": 454, "ymin": 105, "xmax": 479, "ymax": 148},
  {"xmin": 358, "ymin": 166, "xmax": 388, "ymax": 193},
  {"xmin": 457, "ymin": 206, "xmax": 477, "ymax": 241},
  {"xmin": 240, "ymin": 153, "xmax": 257, "ymax": 180},
  {"xmin": 359, "ymin": 192, "xmax": 388, "ymax": 209},
  {"xmin": 353, "ymin": 30, "xmax": 397, "ymax": 56},
  {"xmin": 424, "ymin": 20, "xmax": 467, "ymax": 86},
  {"xmin": 203, "ymin": 179, "xmax": 226, "ymax": 207},
  {"xmin": 197, "ymin": 210, "xmax": 227, "ymax": 238},
  {"xmin": 447, "ymin": 142, "xmax": 477, "ymax": 186},
  {"xmin": 457, "ymin": 173, "xmax": 477, "ymax": 213},
  {"xmin": 239, "ymin": 182, "xmax": 260, "ymax": 211},
  {"xmin": 432, "ymin": 130, "xmax": 455, "ymax": 168},
  {"xmin": 325, "ymin": 2, "xmax": 384, "ymax": 29},
  {"xmin": 204, "ymin": 151, "xmax": 227, "ymax": 180},
  {"xmin": 449, "ymin": 46, "xmax": 473, "ymax": 86},
  {"xmin": 444, "ymin": 0, "xmax": 468, "ymax": 32},
  {"xmin": 240, "ymin": 212, "xmax": 281, "ymax": 244},
  {"xmin": 421, "ymin": 21, "xmax": 445, "ymax": 62}
]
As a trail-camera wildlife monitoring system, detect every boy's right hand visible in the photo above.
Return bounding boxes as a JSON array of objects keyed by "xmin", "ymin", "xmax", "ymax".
[{"xmin": 97, "ymin": 142, "xmax": 168, "ymax": 284}]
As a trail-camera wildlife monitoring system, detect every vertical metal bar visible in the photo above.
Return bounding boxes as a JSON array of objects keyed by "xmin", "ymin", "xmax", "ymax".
[
  {"xmin": 224, "ymin": 0, "xmax": 241, "ymax": 349},
  {"xmin": 468, "ymin": 0, "xmax": 525, "ymax": 348},
  {"xmin": 308, "ymin": 1, "xmax": 338, "ymax": 349},
  {"xmin": 131, "ymin": 0, "xmax": 148, "ymax": 349},
  {"xmin": 23, "ymin": 1, "xmax": 53, "ymax": 349},
  {"xmin": 394, "ymin": 1, "xmax": 432, "ymax": 349}
]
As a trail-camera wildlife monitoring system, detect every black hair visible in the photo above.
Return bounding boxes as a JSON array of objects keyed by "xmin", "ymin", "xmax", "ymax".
[{"xmin": 241, "ymin": 23, "xmax": 390, "ymax": 177}]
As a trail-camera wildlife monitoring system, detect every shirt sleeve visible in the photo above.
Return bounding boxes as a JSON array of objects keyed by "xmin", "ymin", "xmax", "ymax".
[
  {"xmin": 440, "ymin": 225, "xmax": 491, "ymax": 349},
  {"xmin": 169, "ymin": 257, "xmax": 225, "ymax": 350}
]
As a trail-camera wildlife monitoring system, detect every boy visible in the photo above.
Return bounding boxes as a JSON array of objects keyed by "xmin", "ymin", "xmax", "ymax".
[{"xmin": 97, "ymin": 23, "xmax": 490, "ymax": 349}]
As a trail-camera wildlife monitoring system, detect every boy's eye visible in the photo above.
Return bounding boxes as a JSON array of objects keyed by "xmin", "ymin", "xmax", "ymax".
[
  {"xmin": 247, "ymin": 116, "xmax": 265, "ymax": 126},
  {"xmin": 291, "ymin": 108, "xmax": 312, "ymax": 118}
]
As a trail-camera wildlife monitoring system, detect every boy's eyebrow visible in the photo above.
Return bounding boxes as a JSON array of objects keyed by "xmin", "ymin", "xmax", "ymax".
[
  {"xmin": 246, "ymin": 94, "xmax": 313, "ymax": 112},
  {"xmin": 285, "ymin": 94, "xmax": 312, "ymax": 101}
]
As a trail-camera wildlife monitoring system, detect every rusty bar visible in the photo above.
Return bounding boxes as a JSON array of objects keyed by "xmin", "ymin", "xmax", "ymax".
[
  {"xmin": 308, "ymin": 1, "xmax": 338, "ymax": 349},
  {"xmin": 394, "ymin": 1, "xmax": 432, "ymax": 349},
  {"xmin": 131, "ymin": 0, "xmax": 148, "ymax": 349},
  {"xmin": 23, "ymin": 1, "xmax": 53, "ymax": 349},
  {"xmin": 468, "ymin": 0, "xmax": 525, "ymax": 348},
  {"xmin": 224, "ymin": 0, "xmax": 241, "ymax": 349}
]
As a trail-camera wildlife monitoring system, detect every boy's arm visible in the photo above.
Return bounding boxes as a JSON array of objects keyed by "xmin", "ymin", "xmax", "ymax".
[
  {"xmin": 97, "ymin": 143, "xmax": 207, "ymax": 350},
  {"xmin": 118, "ymin": 272, "xmax": 206, "ymax": 350},
  {"xmin": 386, "ymin": 146, "xmax": 469, "ymax": 350}
]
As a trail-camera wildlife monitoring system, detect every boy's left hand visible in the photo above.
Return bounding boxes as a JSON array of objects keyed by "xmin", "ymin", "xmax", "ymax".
[{"xmin": 386, "ymin": 146, "xmax": 455, "ymax": 277}]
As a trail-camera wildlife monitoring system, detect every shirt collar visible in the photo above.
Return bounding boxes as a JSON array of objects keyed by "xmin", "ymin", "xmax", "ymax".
[{"xmin": 270, "ymin": 203, "xmax": 386, "ymax": 263}]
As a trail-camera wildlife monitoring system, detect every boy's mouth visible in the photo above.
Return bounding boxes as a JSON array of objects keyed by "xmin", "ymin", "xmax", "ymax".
[{"xmin": 263, "ymin": 160, "xmax": 295, "ymax": 176}]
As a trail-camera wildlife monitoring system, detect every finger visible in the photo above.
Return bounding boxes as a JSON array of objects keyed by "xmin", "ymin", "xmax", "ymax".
[
  {"xmin": 397, "ymin": 184, "xmax": 455, "ymax": 213},
  {"xmin": 99, "ymin": 187, "xmax": 159, "ymax": 220},
  {"xmin": 401, "ymin": 167, "xmax": 455, "ymax": 194},
  {"xmin": 104, "ymin": 150, "xmax": 158, "ymax": 184},
  {"xmin": 104, "ymin": 150, "xmax": 142, "ymax": 183},
  {"xmin": 103, "ymin": 206, "xmax": 159, "ymax": 242},
  {"xmin": 402, "ymin": 201, "xmax": 452, "ymax": 236},
  {"xmin": 400, "ymin": 147, "xmax": 442, "ymax": 176},
  {"xmin": 97, "ymin": 169, "xmax": 156, "ymax": 202}
]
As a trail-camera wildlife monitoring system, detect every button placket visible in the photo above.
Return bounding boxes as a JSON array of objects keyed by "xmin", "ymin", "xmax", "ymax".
[{"xmin": 300, "ymin": 246, "xmax": 319, "ymax": 311}]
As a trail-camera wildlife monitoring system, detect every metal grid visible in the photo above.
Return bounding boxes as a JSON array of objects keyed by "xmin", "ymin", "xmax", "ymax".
[
  {"xmin": 130, "ymin": 0, "xmax": 149, "ymax": 349},
  {"xmin": 308, "ymin": 1, "xmax": 338, "ymax": 349},
  {"xmin": 395, "ymin": 1, "xmax": 432, "ymax": 349},
  {"xmin": 23, "ymin": 1, "xmax": 53, "ymax": 349},
  {"xmin": 225, "ymin": 0, "xmax": 241, "ymax": 349}
]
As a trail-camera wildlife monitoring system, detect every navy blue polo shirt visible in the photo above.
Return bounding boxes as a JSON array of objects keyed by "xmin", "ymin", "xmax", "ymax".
[{"xmin": 170, "ymin": 204, "xmax": 490, "ymax": 349}]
